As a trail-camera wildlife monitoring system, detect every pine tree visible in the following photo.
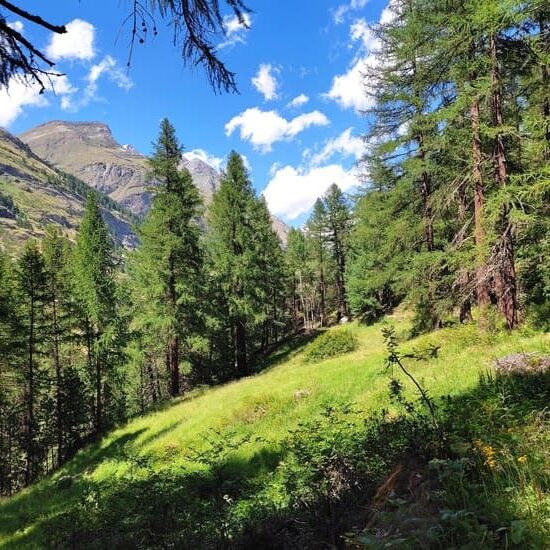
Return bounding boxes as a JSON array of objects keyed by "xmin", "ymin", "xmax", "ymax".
[
  {"xmin": 72, "ymin": 193, "xmax": 118, "ymax": 435},
  {"xmin": 131, "ymin": 118, "xmax": 204, "ymax": 397},
  {"xmin": 17, "ymin": 240, "xmax": 47, "ymax": 484}
]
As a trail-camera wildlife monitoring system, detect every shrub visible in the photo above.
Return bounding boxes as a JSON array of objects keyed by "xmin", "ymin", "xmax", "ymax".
[{"xmin": 303, "ymin": 329, "xmax": 358, "ymax": 362}]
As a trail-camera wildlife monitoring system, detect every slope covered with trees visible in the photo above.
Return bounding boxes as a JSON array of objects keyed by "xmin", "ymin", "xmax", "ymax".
[{"xmin": 345, "ymin": 0, "xmax": 549, "ymax": 334}]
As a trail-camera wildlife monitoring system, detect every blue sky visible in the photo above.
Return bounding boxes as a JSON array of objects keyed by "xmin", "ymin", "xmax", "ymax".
[{"xmin": 1, "ymin": 0, "xmax": 392, "ymax": 225}]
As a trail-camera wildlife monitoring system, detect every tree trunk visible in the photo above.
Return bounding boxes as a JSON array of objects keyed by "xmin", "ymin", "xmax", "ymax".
[
  {"xmin": 95, "ymin": 351, "xmax": 102, "ymax": 435},
  {"xmin": 417, "ymin": 133, "xmax": 435, "ymax": 253},
  {"xmin": 318, "ymin": 240, "xmax": 326, "ymax": 327},
  {"xmin": 52, "ymin": 291, "xmax": 62, "ymax": 464},
  {"xmin": 25, "ymin": 293, "xmax": 35, "ymax": 486},
  {"xmin": 235, "ymin": 319, "xmax": 247, "ymax": 376},
  {"xmin": 539, "ymin": 15, "xmax": 550, "ymax": 158},
  {"xmin": 168, "ymin": 336, "xmax": 179, "ymax": 396},
  {"xmin": 167, "ymin": 253, "xmax": 180, "ymax": 396},
  {"xmin": 334, "ymin": 239, "xmax": 348, "ymax": 320},
  {"xmin": 470, "ymin": 95, "xmax": 490, "ymax": 309},
  {"xmin": 490, "ymin": 34, "xmax": 518, "ymax": 329}
]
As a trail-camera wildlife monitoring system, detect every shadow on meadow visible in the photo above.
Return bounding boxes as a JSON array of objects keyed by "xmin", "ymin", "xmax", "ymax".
[
  {"xmin": 3, "ymin": 365, "xmax": 550, "ymax": 549},
  {"xmin": 252, "ymin": 330, "xmax": 325, "ymax": 373}
]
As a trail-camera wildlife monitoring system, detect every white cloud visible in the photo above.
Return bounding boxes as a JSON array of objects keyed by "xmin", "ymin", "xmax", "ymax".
[
  {"xmin": 225, "ymin": 107, "xmax": 329, "ymax": 152},
  {"xmin": 46, "ymin": 19, "xmax": 96, "ymax": 61},
  {"xmin": 183, "ymin": 149, "xmax": 224, "ymax": 172},
  {"xmin": 325, "ymin": 17, "xmax": 380, "ymax": 113},
  {"xmin": 287, "ymin": 93, "xmax": 309, "ymax": 108},
  {"xmin": 350, "ymin": 19, "xmax": 375, "ymax": 49},
  {"xmin": 0, "ymin": 74, "xmax": 76, "ymax": 127},
  {"xmin": 0, "ymin": 78, "xmax": 48, "ymax": 127},
  {"xmin": 263, "ymin": 164, "xmax": 360, "ymax": 220},
  {"xmin": 219, "ymin": 12, "xmax": 251, "ymax": 49},
  {"xmin": 325, "ymin": 58, "xmax": 371, "ymax": 112},
  {"xmin": 251, "ymin": 64, "xmax": 279, "ymax": 101},
  {"xmin": 332, "ymin": 0, "xmax": 369, "ymax": 24},
  {"xmin": 7, "ymin": 21, "xmax": 24, "ymax": 33},
  {"xmin": 380, "ymin": 1, "xmax": 398, "ymax": 25},
  {"xmin": 310, "ymin": 128, "xmax": 364, "ymax": 166},
  {"xmin": 62, "ymin": 55, "xmax": 133, "ymax": 111}
]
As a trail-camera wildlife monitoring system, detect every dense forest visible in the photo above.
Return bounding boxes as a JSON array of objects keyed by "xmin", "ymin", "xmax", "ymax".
[{"xmin": 0, "ymin": 0, "xmax": 549, "ymax": 545}]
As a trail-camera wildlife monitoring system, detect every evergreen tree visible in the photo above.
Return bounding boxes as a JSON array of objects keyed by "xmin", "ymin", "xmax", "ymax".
[
  {"xmin": 131, "ymin": 118, "xmax": 204, "ymax": 397},
  {"xmin": 323, "ymin": 184, "xmax": 352, "ymax": 320},
  {"xmin": 42, "ymin": 226, "xmax": 72, "ymax": 464},
  {"xmin": 306, "ymin": 199, "xmax": 329, "ymax": 327},
  {"xmin": 72, "ymin": 193, "xmax": 118, "ymax": 435},
  {"xmin": 16, "ymin": 240, "xmax": 47, "ymax": 484},
  {"xmin": 208, "ymin": 151, "xmax": 263, "ymax": 376}
]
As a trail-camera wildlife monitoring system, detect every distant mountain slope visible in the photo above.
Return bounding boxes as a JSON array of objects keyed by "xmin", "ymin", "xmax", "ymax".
[
  {"xmin": 0, "ymin": 128, "xmax": 136, "ymax": 254},
  {"xmin": 20, "ymin": 121, "xmax": 153, "ymax": 216},
  {"xmin": 20, "ymin": 120, "xmax": 290, "ymax": 244}
]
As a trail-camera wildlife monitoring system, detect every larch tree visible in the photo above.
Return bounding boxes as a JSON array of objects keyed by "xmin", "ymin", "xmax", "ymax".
[
  {"xmin": 16, "ymin": 240, "xmax": 47, "ymax": 484},
  {"xmin": 131, "ymin": 118, "xmax": 204, "ymax": 397},
  {"xmin": 72, "ymin": 193, "xmax": 118, "ymax": 436},
  {"xmin": 208, "ymin": 151, "xmax": 260, "ymax": 377}
]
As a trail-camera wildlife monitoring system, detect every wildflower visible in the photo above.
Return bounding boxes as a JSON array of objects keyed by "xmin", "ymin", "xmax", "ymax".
[
  {"xmin": 517, "ymin": 455, "xmax": 528, "ymax": 464},
  {"xmin": 474, "ymin": 439, "xmax": 498, "ymax": 470}
]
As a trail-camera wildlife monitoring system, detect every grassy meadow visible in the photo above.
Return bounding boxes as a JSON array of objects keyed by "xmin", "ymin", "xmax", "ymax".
[{"xmin": 1, "ymin": 313, "xmax": 549, "ymax": 548}]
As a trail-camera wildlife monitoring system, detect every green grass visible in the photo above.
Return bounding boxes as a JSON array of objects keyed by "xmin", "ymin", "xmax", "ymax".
[{"xmin": 1, "ymin": 313, "xmax": 549, "ymax": 548}]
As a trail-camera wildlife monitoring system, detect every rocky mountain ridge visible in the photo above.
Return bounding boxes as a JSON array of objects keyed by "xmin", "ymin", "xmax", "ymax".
[
  {"xmin": 20, "ymin": 121, "xmax": 290, "ymax": 244},
  {"xmin": 0, "ymin": 128, "xmax": 136, "ymax": 253}
]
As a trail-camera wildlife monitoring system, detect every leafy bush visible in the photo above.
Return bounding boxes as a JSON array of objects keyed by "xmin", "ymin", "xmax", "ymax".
[{"xmin": 303, "ymin": 329, "xmax": 358, "ymax": 362}]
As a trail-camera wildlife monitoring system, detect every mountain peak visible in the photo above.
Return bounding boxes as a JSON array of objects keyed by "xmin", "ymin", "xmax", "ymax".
[{"xmin": 21, "ymin": 120, "xmax": 119, "ymax": 149}]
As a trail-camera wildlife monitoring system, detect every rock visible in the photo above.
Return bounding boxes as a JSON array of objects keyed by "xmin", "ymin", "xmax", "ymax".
[
  {"xmin": 493, "ymin": 353, "xmax": 550, "ymax": 375},
  {"xmin": 293, "ymin": 389, "xmax": 311, "ymax": 400}
]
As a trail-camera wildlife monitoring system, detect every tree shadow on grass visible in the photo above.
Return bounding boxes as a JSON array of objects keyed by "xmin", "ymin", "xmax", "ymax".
[
  {"xmin": 252, "ymin": 330, "xmax": 324, "ymax": 374},
  {"xmin": 0, "ymin": 428, "xmax": 147, "ymax": 545}
]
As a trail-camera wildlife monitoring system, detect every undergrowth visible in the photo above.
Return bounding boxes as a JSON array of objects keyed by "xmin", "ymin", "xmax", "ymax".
[
  {"xmin": 303, "ymin": 328, "xmax": 358, "ymax": 362},
  {"xmin": 26, "ymin": 332, "xmax": 550, "ymax": 548}
]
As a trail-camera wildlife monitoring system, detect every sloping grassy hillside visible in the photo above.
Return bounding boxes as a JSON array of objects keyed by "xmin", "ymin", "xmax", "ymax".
[
  {"xmin": 1, "ymin": 314, "xmax": 549, "ymax": 548},
  {"xmin": 0, "ymin": 128, "xmax": 136, "ymax": 253}
]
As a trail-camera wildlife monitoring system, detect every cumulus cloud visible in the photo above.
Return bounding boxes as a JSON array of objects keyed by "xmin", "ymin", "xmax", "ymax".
[
  {"xmin": 46, "ymin": 19, "xmax": 96, "ymax": 61},
  {"xmin": 225, "ymin": 107, "xmax": 329, "ymax": 153},
  {"xmin": 326, "ymin": 58, "xmax": 372, "ymax": 112},
  {"xmin": 287, "ymin": 93, "xmax": 309, "ymax": 109},
  {"xmin": 310, "ymin": 128, "xmax": 364, "ymax": 166},
  {"xmin": 0, "ymin": 75, "xmax": 76, "ymax": 127},
  {"xmin": 263, "ymin": 164, "xmax": 360, "ymax": 220},
  {"xmin": 0, "ymin": 79, "xmax": 48, "ymax": 127},
  {"xmin": 251, "ymin": 64, "xmax": 279, "ymax": 101},
  {"xmin": 349, "ymin": 18, "xmax": 375, "ymax": 49},
  {"xmin": 325, "ymin": 17, "xmax": 380, "ymax": 113},
  {"xmin": 219, "ymin": 12, "xmax": 251, "ymax": 49},
  {"xmin": 183, "ymin": 149, "xmax": 224, "ymax": 172},
  {"xmin": 62, "ymin": 55, "xmax": 133, "ymax": 111},
  {"xmin": 332, "ymin": 0, "xmax": 369, "ymax": 24}
]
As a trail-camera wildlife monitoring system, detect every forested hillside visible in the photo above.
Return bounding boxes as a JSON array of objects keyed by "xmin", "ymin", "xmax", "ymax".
[{"xmin": 0, "ymin": 0, "xmax": 549, "ymax": 547}]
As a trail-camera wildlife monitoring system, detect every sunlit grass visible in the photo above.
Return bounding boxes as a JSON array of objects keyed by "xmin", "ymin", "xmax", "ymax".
[{"xmin": 0, "ymin": 314, "xmax": 548, "ymax": 547}]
